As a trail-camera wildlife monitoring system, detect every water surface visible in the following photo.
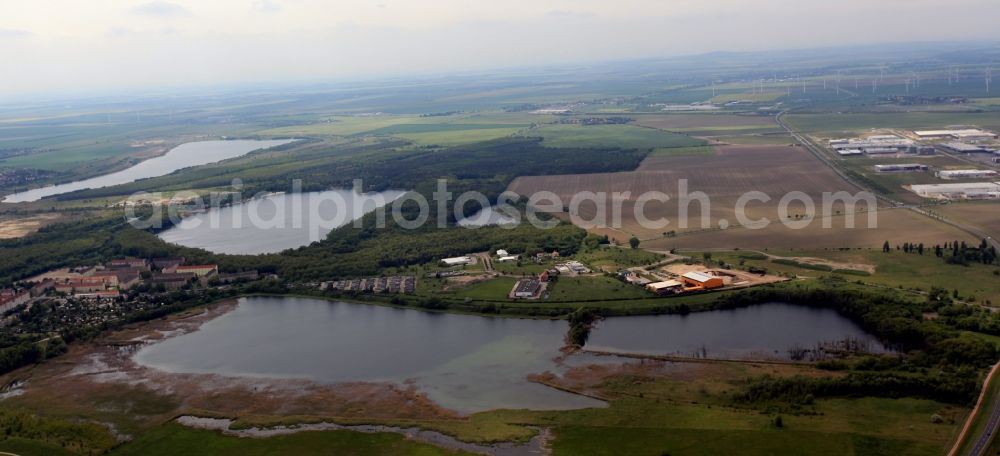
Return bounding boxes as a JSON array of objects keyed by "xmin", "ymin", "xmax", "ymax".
[
  {"xmin": 587, "ymin": 303, "xmax": 888, "ymax": 360},
  {"xmin": 134, "ymin": 297, "xmax": 604, "ymax": 413},
  {"xmin": 157, "ymin": 189, "xmax": 406, "ymax": 254},
  {"xmin": 4, "ymin": 139, "xmax": 296, "ymax": 203}
]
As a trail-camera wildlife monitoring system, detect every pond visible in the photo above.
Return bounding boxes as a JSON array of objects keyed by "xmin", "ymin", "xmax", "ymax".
[
  {"xmin": 586, "ymin": 303, "xmax": 890, "ymax": 360},
  {"xmin": 156, "ymin": 189, "xmax": 407, "ymax": 254},
  {"xmin": 134, "ymin": 296, "xmax": 605, "ymax": 414},
  {"xmin": 3, "ymin": 139, "xmax": 296, "ymax": 203}
]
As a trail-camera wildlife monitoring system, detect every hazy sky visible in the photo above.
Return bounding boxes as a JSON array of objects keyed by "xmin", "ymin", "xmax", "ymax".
[{"xmin": 2, "ymin": 0, "xmax": 1000, "ymax": 95}]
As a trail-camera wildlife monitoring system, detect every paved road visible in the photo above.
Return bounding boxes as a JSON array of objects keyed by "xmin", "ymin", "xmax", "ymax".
[
  {"xmin": 952, "ymin": 363, "xmax": 1000, "ymax": 456},
  {"xmin": 969, "ymin": 390, "xmax": 1000, "ymax": 456}
]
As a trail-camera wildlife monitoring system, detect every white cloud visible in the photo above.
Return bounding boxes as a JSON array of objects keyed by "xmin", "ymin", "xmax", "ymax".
[{"xmin": 131, "ymin": 1, "xmax": 192, "ymax": 17}]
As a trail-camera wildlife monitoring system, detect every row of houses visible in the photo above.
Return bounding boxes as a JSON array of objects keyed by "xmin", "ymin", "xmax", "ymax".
[
  {"xmin": 22, "ymin": 257, "xmax": 223, "ymax": 295},
  {"xmin": 322, "ymin": 276, "xmax": 416, "ymax": 294}
]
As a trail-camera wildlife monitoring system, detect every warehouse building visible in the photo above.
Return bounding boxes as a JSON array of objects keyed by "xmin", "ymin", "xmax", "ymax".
[
  {"xmin": 915, "ymin": 129, "xmax": 998, "ymax": 140},
  {"xmin": 942, "ymin": 142, "xmax": 996, "ymax": 154},
  {"xmin": 874, "ymin": 164, "xmax": 928, "ymax": 173},
  {"xmin": 937, "ymin": 169, "xmax": 999, "ymax": 180},
  {"xmin": 910, "ymin": 182, "xmax": 1000, "ymax": 200},
  {"xmin": 681, "ymin": 272, "xmax": 725, "ymax": 290},
  {"xmin": 646, "ymin": 280, "xmax": 684, "ymax": 296},
  {"xmin": 441, "ymin": 256, "xmax": 476, "ymax": 267},
  {"xmin": 828, "ymin": 135, "xmax": 916, "ymax": 155},
  {"xmin": 511, "ymin": 278, "xmax": 543, "ymax": 299}
]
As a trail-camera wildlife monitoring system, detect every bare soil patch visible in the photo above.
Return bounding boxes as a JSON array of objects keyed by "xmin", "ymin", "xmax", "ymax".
[{"xmin": 0, "ymin": 213, "xmax": 62, "ymax": 238}]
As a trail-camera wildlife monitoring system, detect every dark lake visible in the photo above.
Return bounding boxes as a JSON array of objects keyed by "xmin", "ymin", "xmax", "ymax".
[{"xmin": 586, "ymin": 302, "xmax": 889, "ymax": 360}]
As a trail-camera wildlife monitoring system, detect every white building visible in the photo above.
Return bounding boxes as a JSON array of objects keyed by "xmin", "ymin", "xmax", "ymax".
[
  {"xmin": 910, "ymin": 182, "xmax": 1000, "ymax": 199},
  {"xmin": 937, "ymin": 169, "xmax": 999, "ymax": 180},
  {"xmin": 441, "ymin": 256, "xmax": 476, "ymax": 267},
  {"xmin": 915, "ymin": 129, "xmax": 998, "ymax": 140},
  {"xmin": 874, "ymin": 164, "xmax": 928, "ymax": 173}
]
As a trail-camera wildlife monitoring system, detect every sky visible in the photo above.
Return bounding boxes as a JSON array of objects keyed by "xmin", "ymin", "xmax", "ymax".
[{"xmin": 2, "ymin": 0, "xmax": 1000, "ymax": 96}]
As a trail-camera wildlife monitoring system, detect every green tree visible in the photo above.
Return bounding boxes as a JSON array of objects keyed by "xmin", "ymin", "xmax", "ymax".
[{"xmin": 629, "ymin": 236, "xmax": 640, "ymax": 249}]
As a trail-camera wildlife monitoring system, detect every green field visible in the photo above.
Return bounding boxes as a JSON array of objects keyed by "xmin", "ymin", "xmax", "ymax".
[
  {"xmin": 700, "ymin": 248, "xmax": 1000, "ymax": 303},
  {"xmin": 527, "ymin": 124, "xmax": 705, "ymax": 150},
  {"xmin": 546, "ymin": 275, "xmax": 651, "ymax": 301},
  {"xmin": 787, "ymin": 112, "xmax": 1000, "ymax": 135}
]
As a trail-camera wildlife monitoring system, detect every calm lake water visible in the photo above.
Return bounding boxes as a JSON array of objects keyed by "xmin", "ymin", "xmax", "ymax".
[
  {"xmin": 157, "ymin": 189, "xmax": 407, "ymax": 254},
  {"xmin": 3, "ymin": 139, "xmax": 296, "ymax": 203},
  {"xmin": 587, "ymin": 303, "xmax": 889, "ymax": 360},
  {"xmin": 134, "ymin": 297, "xmax": 604, "ymax": 414},
  {"xmin": 134, "ymin": 299, "xmax": 888, "ymax": 413}
]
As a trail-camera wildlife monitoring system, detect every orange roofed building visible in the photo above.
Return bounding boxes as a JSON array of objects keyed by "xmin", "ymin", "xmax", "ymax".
[{"xmin": 681, "ymin": 271, "xmax": 724, "ymax": 290}]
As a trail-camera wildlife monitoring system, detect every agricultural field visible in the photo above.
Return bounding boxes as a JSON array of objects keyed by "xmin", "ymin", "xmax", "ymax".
[
  {"xmin": 509, "ymin": 144, "xmax": 868, "ymax": 242},
  {"xmin": 644, "ymin": 208, "xmax": 976, "ymax": 252},
  {"xmin": 524, "ymin": 124, "xmax": 705, "ymax": 150},
  {"xmin": 933, "ymin": 201, "xmax": 1000, "ymax": 240},
  {"xmin": 0, "ymin": 122, "xmax": 259, "ymax": 172},
  {"xmin": 697, "ymin": 247, "xmax": 1000, "ymax": 303},
  {"xmin": 632, "ymin": 113, "xmax": 782, "ymax": 136},
  {"xmin": 787, "ymin": 112, "xmax": 1000, "ymax": 136}
]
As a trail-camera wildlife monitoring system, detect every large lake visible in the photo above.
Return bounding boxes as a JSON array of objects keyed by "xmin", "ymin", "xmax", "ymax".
[
  {"xmin": 3, "ymin": 139, "xmax": 296, "ymax": 203},
  {"xmin": 134, "ymin": 297, "xmax": 604, "ymax": 414},
  {"xmin": 157, "ymin": 189, "xmax": 407, "ymax": 254},
  {"xmin": 587, "ymin": 303, "xmax": 889, "ymax": 360},
  {"xmin": 134, "ymin": 298, "xmax": 888, "ymax": 413}
]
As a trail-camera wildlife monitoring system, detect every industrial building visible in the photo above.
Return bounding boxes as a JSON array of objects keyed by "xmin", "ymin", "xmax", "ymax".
[
  {"xmin": 441, "ymin": 256, "xmax": 476, "ymax": 267},
  {"xmin": 909, "ymin": 182, "xmax": 1000, "ymax": 200},
  {"xmin": 681, "ymin": 272, "xmax": 725, "ymax": 290},
  {"xmin": 936, "ymin": 169, "xmax": 999, "ymax": 180},
  {"xmin": 915, "ymin": 129, "xmax": 998, "ymax": 141},
  {"xmin": 511, "ymin": 278, "xmax": 543, "ymax": 299},
  {"xmin": 874, "ymin": 164, "xmax": 928, "ymax": 173},
  {"xmin": 646, "ymin": 280, "xmax": 683, "ymax": 295},
  {"xmin": 942, "ymin": 142, "xmax": 996, "ymax": 154},
  {"xmin": 828, "ymin": 134, "xmax": 917, "ymax": 155}
]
